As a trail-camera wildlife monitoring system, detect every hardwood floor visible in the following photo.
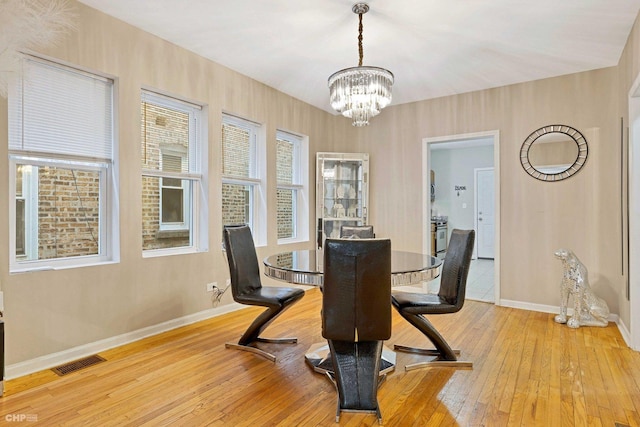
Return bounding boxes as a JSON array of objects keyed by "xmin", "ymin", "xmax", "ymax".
[{"xmin": 2, "ymin": 288, "xmax": 640, "ymax": 426}]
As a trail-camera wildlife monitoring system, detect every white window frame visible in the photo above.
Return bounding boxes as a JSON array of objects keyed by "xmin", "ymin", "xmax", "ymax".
[
  {"xmin": 276, "ymin": 130, "xmax": 309, "ymax": 244},
  {"xmin": 141, "ymin": 90, "xmax": 208, "ymax": 256},
  {"xmin": 15, "ymin": 164, "xmax": 39, "ymax": 260},
  {"xmin": 221, "ymin": 114, "xmax": 267, "ymax": 246},
  {"xmin": 8, "ymin": 56, "xmax": 118, "ymax": 272}
]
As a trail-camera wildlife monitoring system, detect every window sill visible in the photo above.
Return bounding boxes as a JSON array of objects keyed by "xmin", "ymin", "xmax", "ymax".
[
  {"xmin": 277, "ymin": 237, "xmax": 310, "ymax": 246},
  {"xmin": 142, "ymin": 246, "xmax": 205, "ymax": 258},
  {"xmin": 10, "ymin": 259, "xmax": 119, "ymax": 274}
]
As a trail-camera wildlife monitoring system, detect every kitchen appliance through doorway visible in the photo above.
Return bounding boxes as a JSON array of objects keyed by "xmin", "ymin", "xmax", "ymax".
[{"xmin": 435, "ymin": 221, "xmax": 447, "ymax": 258}]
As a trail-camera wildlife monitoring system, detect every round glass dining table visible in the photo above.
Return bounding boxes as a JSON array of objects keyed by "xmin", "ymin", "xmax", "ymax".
[
  {"xmin": 263, "ymin": 250, "xmax": 442, "ymax": 287},
  {"xmin": 263, "ymin": 249, "xmax": 443, "ymax": 375}
]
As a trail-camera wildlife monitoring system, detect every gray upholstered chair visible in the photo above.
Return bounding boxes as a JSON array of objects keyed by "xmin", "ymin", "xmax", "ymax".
[
  {"xmin": 339, "ymin": 224, "xmax": 375, "ymax": 238},
  {"xmin": 223, "ymin": 224, "xmax": 305, "ymax": 362},
  {"xmin": 322, "ymin": 238, "xmax": 391, "ymax": 424},
  {"xmin": 392, "ymin": 229, "xmax": 475, "ymax": 370}
]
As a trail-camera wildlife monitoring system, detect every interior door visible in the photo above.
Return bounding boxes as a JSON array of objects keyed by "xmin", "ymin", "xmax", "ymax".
[{"xmin": 475, "ymin": 168, "xmax": 495, "ymax": 259}]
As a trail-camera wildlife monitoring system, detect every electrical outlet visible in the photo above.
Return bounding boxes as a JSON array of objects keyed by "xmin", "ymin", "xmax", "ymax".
[{"xmin": 206, "ymin": 282, "xmax": 217, "ymax": 292}]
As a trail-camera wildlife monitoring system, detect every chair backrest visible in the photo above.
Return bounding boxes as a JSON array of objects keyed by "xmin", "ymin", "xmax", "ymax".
[
  {"xmin": 223, "ymin": 225, "xmax": 262, "ymax": 298},
  {"xmin": 322, "ymin": 238, "xmax": 391, "ymax": 342},
  {"xmin": 438, "ymin": 229, "xmax": 475, "ymax": 308},
  {"xmin": 340, "ymin": 225, "xmax": 375, "ymax": 239}
]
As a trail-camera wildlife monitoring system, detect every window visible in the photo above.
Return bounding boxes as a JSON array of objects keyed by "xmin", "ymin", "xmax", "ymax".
[
  {"xmin": 276, "ymin": 130, "xmax": 309, "ymax": 242},
  {"xmin": 141, "ymin": 91, "xmax": 207, "ymax": 254},
  {"xmin": 8, "ymin": 56, "xmax": 117, "ymax": 271},
  {"xmin": 221, "ymin": 114, "xmax": 266, "ymax": 244}
]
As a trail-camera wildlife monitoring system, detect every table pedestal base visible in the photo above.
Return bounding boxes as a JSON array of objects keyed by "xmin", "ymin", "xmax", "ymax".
[{"xmin": 304, "ymin": 342, "xmax": 396, "ymax": 375}]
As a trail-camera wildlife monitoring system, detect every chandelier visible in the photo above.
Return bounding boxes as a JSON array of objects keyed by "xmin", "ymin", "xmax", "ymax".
[{"xmin": 328, "ymin": 3, "xmax": 394, "ymax": 127}]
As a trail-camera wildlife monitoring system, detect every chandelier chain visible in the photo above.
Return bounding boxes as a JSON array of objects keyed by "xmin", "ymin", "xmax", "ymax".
[
  {"xmin": 358, "ymin": 12, "xmax": 363, "ymax": 67},
  {"xmin": 328, "ymin": 2, "xmax": 393, "ymax": 126}
]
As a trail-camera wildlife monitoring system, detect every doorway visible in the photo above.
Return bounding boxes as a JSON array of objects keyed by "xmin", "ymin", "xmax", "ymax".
[{"xmin": 423, "ymin": 131, "xmax": 500, "ymax": 304}]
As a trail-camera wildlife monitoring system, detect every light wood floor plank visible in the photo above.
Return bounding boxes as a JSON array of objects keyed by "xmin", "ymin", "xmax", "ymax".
[{"xmin": 1, "ymin": 288, "xmax": 640, "ymax": 426}]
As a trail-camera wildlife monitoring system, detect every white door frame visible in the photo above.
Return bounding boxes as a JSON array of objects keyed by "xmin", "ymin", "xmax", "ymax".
[
  {"xmin": 423, "ymin": 130, "xmax": 501, "ymax": 304},
  {"xmin": 628, "ymin": 74, "xmax": 640, "ymax": 350}
]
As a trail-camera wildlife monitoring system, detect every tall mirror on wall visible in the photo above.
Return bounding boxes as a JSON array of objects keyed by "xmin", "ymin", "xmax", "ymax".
[{"xmin": 520, "ymin": 125, "xmax": 588, "ymax": 181}]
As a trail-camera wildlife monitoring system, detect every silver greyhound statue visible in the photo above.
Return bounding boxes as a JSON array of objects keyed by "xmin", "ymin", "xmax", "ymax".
[{"xmin": 553, "ymin": 249, "xmax": 609, "ymax": 328}]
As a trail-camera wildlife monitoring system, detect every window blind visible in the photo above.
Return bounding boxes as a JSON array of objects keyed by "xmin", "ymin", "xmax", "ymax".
[{"xmin": 9, "ymin": 57, "xmax": 113, "ymax": 160}]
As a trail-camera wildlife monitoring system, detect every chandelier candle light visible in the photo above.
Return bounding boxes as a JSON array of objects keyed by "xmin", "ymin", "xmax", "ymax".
[{"xmin": 328, "ymin": 3, "xmax": 394, "ymax": 126}]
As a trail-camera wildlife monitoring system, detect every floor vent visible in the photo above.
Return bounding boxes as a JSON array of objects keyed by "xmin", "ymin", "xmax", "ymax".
[{"xmin": 51, "ymin": 355, "xmax": 106, "ymax": 376}]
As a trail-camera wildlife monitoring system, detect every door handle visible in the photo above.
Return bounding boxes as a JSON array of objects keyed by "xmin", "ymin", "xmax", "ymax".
[{"xmin": 478, "ymin": 218, "xmax": 483, "ymax": 221}]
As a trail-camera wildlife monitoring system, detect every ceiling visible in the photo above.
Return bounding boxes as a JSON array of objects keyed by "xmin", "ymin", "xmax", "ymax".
[{"xmin": 77, "ymin": 0, "xmax": 640, "ymax": 115}]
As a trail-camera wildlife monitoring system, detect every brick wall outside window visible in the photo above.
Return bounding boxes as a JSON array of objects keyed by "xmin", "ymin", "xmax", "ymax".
[
  {"xmin": 35, "ymin": 167, "xmax": 100, "ymax": 259},
  {"xmin": 276, "ymin": 139, "xmax": 294, "ymax": 239},
  {"xmin": 222, "ymin": 123, "xmax": 252, "ymax": 226},
  {"xmin": 141, "ymin": 102, "xmax": 190, "ymax": 250},
  {"xmin": 222, "ymin": 124, "xmax": 250, "ymax": 177}
]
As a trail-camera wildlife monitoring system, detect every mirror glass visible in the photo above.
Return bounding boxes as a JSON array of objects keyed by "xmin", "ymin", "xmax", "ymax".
[{"xmin": 520, "ymin": 125, "xmax": 588, "ymax": 181}]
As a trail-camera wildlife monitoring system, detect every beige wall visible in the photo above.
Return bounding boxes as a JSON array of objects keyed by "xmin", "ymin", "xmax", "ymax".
[
  {"xmin": 362, "ymin": 67, "xmax": 624, "ymax": 314},
  {"xmin": 0, "ymin": 0, "xmax": 638, "ymax": 369}
]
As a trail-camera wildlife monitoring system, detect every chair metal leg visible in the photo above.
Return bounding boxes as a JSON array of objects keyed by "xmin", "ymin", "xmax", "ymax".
[
  {"xmin": 224, "ymin": 342, "xmax": 276, "ymax": 362},
  {"xmin": 393, "ymin": 345, "xmax": 461, "ymax": 356},
  {"xmin": 394, "ymin": 344, "xmax": 472, "ymax": 369},
  {"xmin": 225, "ymin": 337, "xmax": 297, "ymax": 362},
  {"xmin": 256, "ymin": 337, "xmax": 297, "ymax": 344},
  {"xmin": 394, "ymin": 312, "xmax": 473, "ymax": 370},
  {"xmin": 228, "ymin": 299, "xmax": 301, "ymax": 362}
]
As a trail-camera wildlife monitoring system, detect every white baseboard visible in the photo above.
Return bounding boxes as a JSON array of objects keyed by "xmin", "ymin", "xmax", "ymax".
[
  {"xmin": 6, "ymin": 302, "xmax": 244, "ymax": 380},
  {"xmin": 498, "ymin": 299, "xmax": 560, "ymax": 315},
  {"xmin": 616, "ymin": 318, "xmax": 632, "ymax": 348}
]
